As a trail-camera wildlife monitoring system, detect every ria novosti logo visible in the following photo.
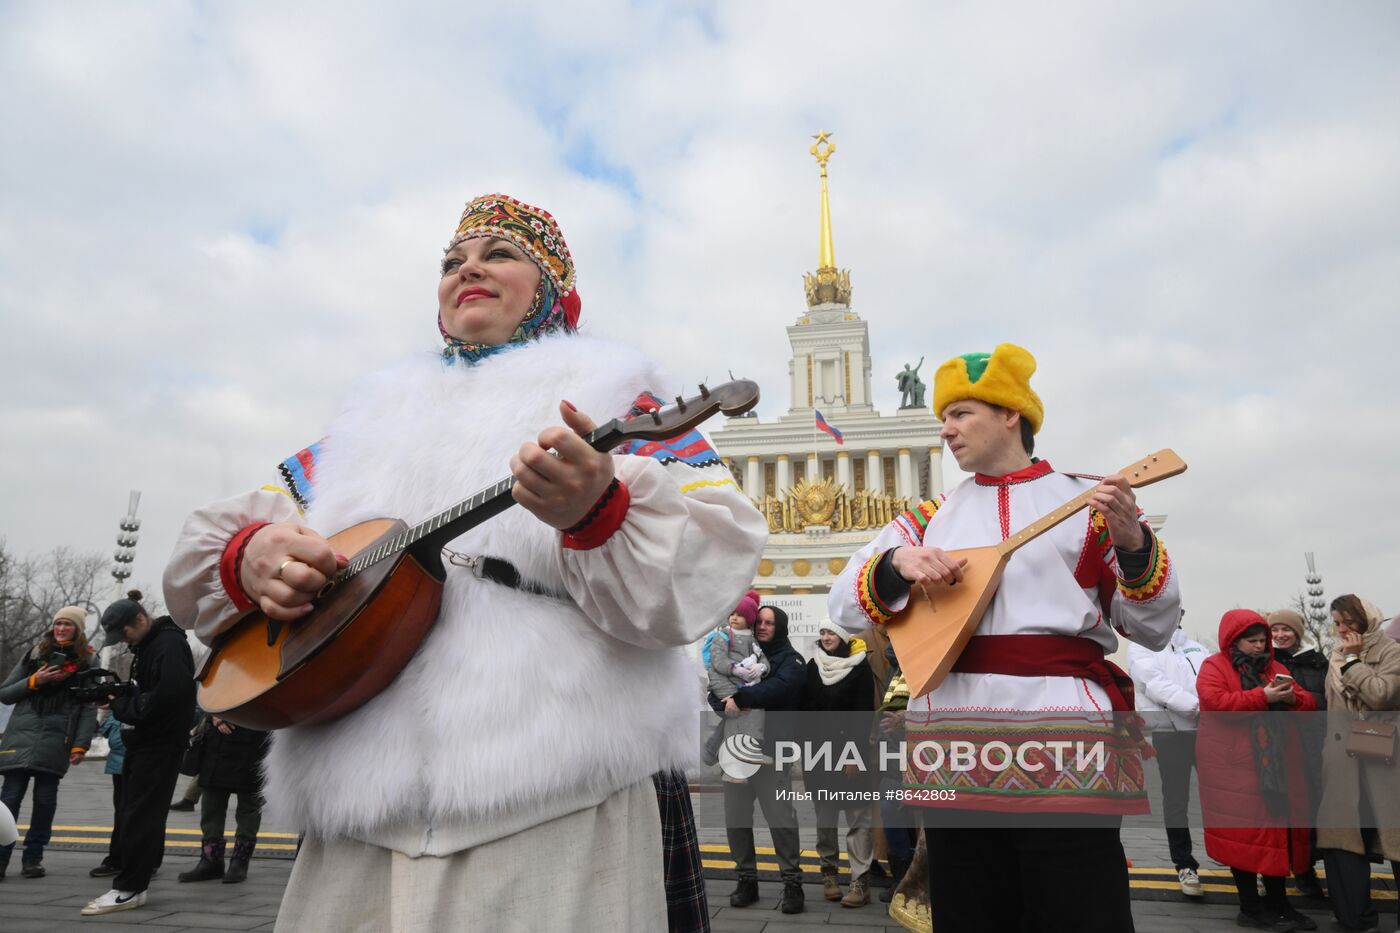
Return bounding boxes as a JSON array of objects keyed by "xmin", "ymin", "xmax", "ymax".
[{"xmin": 717, "ymin": 734, "xmax": 765, "ymax": 781}]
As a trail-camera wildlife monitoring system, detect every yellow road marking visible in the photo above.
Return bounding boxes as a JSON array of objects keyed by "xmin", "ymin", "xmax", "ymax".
[
  {"xmin": 45, "ymin": 836, "xmax": 298, "ymax": 851},
  {"xmin": 30, "ymin": 829, "xmax": 1398, "ymax": 898},
  {"xmin": 21, "ymin": 824, "xmax": 298, "ymax": 839}
]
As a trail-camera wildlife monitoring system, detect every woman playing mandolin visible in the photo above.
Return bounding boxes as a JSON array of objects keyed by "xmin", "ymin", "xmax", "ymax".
[{"xmin": 164, "ymin": 194, "xmax": 768, "ymax": 932}]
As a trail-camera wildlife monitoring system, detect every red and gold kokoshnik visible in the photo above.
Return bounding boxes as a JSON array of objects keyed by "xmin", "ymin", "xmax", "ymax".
[{"xmin": 448, "ymin": 194, "xmax": 576, "ymax": 297}]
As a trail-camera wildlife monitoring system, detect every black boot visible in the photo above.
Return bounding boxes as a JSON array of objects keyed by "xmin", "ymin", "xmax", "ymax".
[
  {"xmin": 779, "ymin": 879, "xmax": 805, "ymax": 914},
  {"xmin": 869, "ymin": 858, "xmax": 889, "ymax": 884},
  {"xmin": 881, "ymin": 854, "xmax": 911, "ymax": 903},
  {"xmin": 728, "ymin": 877, "xmax": 759, "ymax": 907},
  {"xmin": 178, "ymin": 840, "xmax": 225, "ymax": 882},
  {"xmin": 223, "ymin": 839, "xmax": 254, "ymax": 884},
  {"xmin": 20, "ymin": 860, "xmax": 45, "ymax": 879}
]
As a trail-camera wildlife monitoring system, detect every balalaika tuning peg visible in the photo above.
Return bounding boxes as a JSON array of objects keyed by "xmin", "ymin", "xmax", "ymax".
[
  {"xmin": 698, "ymin": 383, "xmax": 710, "ymax": 399},
  {"xmin": 675, "ymin": 395, "xmax": 688, "ymax": 412}
]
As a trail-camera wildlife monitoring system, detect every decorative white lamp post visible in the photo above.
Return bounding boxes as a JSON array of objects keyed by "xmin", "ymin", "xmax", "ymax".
[{"xmin": 111, "ymin": 490, "xmax": 141, "ymax": 600}]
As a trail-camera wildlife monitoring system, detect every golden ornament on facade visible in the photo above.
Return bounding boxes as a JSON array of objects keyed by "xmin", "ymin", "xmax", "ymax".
[
  {"xmin": 757, "ymin": 559, "xmax": 774, "ymax": 577},
  {"xmin": 803, "ymin": 128, "xmax": 853, "ymax": 308},
  {"xmin": 752, "ymin": 482, "xmax": 911, "ymax": 535},
  {"xmin": 803, "ymin": 267, "xmax": 852, "ymax": 308},
  {"xmin": 792, "ymin": 559, "xmax": 811, "ymax": 577},
  {"xmin": 828, "ymin": 557, "xmax": 847, "ymax": 575},
  {"xmin": 791, "ymin": 476, "xmax": 839, "ymax": 527}
]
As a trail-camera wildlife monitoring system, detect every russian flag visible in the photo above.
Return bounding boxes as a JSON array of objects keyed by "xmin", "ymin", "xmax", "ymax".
[{"xmin": 815, "ymin": 409, "xmax": 844, "ymax": 445}]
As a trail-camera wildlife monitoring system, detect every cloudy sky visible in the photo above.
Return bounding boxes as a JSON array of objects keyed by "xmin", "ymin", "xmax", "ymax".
[{"xmin": 3, "ymin": 1, "xmax": 1397, "ymax": 646}]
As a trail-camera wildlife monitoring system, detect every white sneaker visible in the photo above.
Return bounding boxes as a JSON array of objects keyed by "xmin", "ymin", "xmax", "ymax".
[
  {"xmin": 1178, "ymin": 867, "xmax": 1204, "ymax": 897},
  {"xmin": 81, "ymin": 888, "xmax": 146, "ymax": 916}
]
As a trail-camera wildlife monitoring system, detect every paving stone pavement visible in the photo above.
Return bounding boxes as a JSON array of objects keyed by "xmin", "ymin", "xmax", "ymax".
[
  {"xmin": 0, "ymin": 854, "xmax": 1356, "ymax": 933},
  {"xmin": 1, "ymin": 761, "xmax": 1393, "ymax": 931}
]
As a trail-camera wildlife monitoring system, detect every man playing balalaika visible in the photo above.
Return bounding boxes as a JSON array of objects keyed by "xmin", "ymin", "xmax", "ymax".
[{"xmin": 829, "ymin": 343, "xmax": 1182, "ymax": 933}]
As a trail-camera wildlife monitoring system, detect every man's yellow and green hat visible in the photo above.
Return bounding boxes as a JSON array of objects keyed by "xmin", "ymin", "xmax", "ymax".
[{"xmin": 932, "ymin": 343, "xmax": 1044, "ymax": 434}]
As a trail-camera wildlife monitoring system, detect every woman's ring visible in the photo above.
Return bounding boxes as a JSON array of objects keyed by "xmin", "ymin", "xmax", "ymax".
[{"xmin": 277, "ymin": 558, "xmax": 296, "ymax": 580}]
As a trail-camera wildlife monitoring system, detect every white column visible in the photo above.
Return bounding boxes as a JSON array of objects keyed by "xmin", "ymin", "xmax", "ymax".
[
  {"xmin": 866, "ymin": 450, "xmax": 883, "ymax": 493},
  {"xmin": 897, "ymin": 448, "xmax": 913, "ymax": 499},
  {"xmin": 776, "ymin": 454, "xmax": 791, "ymax": 492},
  {"xmin": 807, "ymin": 451, "xmax": 820, "ymax": 482},
  {"xmin": 836, "ymin": 450, "xmax": 851, "ymax": 489},
  {"xmin": 746, "ymin": 456, "xmax": 762, "ymax": 496},
  {"xmin": 928, "ymin": 448, "xmax": 942, "ymax": 496}
]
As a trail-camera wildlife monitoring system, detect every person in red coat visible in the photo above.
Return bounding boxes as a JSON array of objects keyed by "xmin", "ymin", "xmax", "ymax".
[{"xmin": 1197, "ymin": 609, "xmax": 1318, "ymax": 932}]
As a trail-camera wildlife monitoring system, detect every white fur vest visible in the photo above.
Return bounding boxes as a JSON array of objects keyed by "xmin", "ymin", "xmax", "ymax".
[{"xmin": 263, "ymin": 334, "xmax": 708, "ymax": 851}]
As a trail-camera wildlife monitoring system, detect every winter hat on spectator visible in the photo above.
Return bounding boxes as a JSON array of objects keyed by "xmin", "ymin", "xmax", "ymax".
[
  {"xmin": 731, "ymin": 593, "xmax": 759, "ymax": 626},
  {"xmin": 52, "ymin": 606, "xmax": 87, "ymax": 628},
  {"xmin": 1266, "ymin": 609, "xmax": 1306, "ymax": 643}
]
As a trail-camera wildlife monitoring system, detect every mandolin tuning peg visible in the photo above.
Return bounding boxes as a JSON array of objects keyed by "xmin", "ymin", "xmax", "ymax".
[
  {"xmin": 698, "ymin": 383, "xmax": 710, "ymax": 399},
  {"xmin": 650, "ymin": 410, "xmax": 662, "ymax": 425},
  {"xmin": 675, "ymin": 395, "xmax": 688, "ymax": 412}
]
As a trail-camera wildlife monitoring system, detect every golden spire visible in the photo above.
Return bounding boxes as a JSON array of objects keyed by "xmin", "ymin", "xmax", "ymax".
[
  {"xmin": 803, "ymin": 130, "xmax": 852, "ymax": 310},
  {"xmin": 811, "ymin": 130, "xmax": 837, "ymax": 270}
]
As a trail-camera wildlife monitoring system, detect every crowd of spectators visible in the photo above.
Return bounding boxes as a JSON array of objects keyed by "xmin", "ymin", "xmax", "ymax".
[
  {"xmin": 1, "ymin": 589, "xmax": 1396, "ymax": 933},
  {"xmin": 1129, "ymin": 597, "xmax": 1400, "ymax": 933}
]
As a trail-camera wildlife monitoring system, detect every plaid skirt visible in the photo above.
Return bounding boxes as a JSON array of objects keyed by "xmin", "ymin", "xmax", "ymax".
[{"xmin": 653, "ymin": 770, "xmax": 709, "ymax": 933}]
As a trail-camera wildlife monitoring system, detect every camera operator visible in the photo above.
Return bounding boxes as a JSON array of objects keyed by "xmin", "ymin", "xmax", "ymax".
[{"xmin": 80, "ymin": 590, "xmax": 195, "ymax": 918}]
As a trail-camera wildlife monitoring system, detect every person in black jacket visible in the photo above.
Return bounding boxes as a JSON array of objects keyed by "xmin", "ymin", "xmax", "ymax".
[
  {"xmin": 178, "ymin": 716, "xmax": 269, "ymax": 884},
  {"xmin": 80, "ymin": 591, "xmax": 196, "ymax": 918},
  {"xmin": 720, "ymin": 604, "xmax": 807, "ymax": 914},
  {"xmin": 800, "ymin": 620, "xmax": 876, "ymax": 908},
  {"xmin": 1268, "ymin": 608, "xmax": 1329, "ymax": 900}
]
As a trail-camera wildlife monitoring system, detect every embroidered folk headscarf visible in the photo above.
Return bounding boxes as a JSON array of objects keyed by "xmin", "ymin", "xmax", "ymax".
[{"xmin": 440, "ymin": 193, "xmax": 582, "ymax": 365}]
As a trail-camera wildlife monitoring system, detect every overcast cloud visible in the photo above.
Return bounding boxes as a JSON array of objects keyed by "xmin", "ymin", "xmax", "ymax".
[{"xmin": 2, "ymin": 1, "xmax": 1397, "ymax": 646}]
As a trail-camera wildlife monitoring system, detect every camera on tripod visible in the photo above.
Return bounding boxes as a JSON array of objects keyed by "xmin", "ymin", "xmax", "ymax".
[{"xmin": 68, "ymin": 668, "xmax": 134, "ymax": 704}]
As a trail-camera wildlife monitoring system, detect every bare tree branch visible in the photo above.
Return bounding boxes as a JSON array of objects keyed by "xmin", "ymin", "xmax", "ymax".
[{"xmin": 0, "ymin": 539, "xmax": 109, "ymax": 674}]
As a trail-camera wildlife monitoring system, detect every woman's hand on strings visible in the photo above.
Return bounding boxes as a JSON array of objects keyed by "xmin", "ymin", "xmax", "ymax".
[
  {"xmin": 891, "ymin": 546, "xmax": 968, "ymax": 588},
  {"xmin": 1089, "ymin": 474, "xmax": 1146, "ymax": 551},
  {"xmin": 241, "ymin": 524, "xmax": 347, "ymax": 621},
  {"xmin": 511, "ymin": 401, "xmax": 616, "ymax": 531}
]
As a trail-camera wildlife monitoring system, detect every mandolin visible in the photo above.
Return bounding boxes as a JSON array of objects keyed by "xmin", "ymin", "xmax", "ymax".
[
  {"xmin": 887, "ymin": 449, "xmax": 1187, "ymax": 700},
  {"xmin": 198, "ymin": 380, "xmax": 759, "ymax": 730}
]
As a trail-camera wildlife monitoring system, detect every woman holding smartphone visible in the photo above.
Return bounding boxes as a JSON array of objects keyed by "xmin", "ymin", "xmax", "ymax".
[
  {"xmin": 0, "ymin": 606, "xmax": 98, "ymax": 880},
  {"xmin": 1315, "ymin": 595, "xmax": 1400, "ymax": 933},
  {"xmin": 1197, "ymin": 609, "xmax": 1318, "ymax": 931}
]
